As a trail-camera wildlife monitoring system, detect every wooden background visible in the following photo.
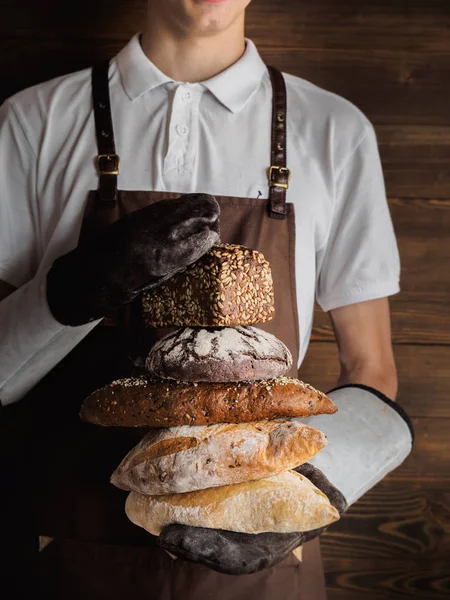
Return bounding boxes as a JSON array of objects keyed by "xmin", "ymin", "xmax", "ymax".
[{"xmin": 2, "ymin": 1, "xmax": 449, "ymax": 598}]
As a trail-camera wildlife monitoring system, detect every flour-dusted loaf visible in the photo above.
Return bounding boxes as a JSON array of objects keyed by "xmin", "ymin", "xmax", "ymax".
[
  {"xmin": 80, "ymin": 376, "xmax": 337, "ymax": 427},
  {"xmin": 141, "ymin": 244, "xmax": 275, "ymax": 327},
  {"xmin": 145, "ymin": 326, "xmax": 292, "ymax": 382},
  {"xmin": 125, "ymin": 470, "xmax": 340, "ymax": 536},
  {"xmin": 111, "ymin": 420, "xmax": 327, "ymax": 495}
]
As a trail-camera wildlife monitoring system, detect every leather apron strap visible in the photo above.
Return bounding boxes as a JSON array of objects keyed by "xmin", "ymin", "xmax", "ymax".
[
  {"xmin": 92, "ymin": 60, "xmax": 120, "ymax": 205},
  {"xmin": 91, "ymin": 61, "xmax": 290, "ymax": 218},
  {"xmin": 267, "ymin": 65, "xmax": 290, "ymax": 219}
]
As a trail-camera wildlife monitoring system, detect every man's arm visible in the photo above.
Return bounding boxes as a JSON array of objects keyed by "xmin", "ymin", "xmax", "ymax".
[
  {"xmin": 0, "ymin": 270, "xmax": 101, "ymax": 406},
  {"xmin": 329, "ymin": 297, "xmax": 398, "ymax": 399},
  {"xmin": 0, "ymin": 98, "xmax": 104, "ymax": 407}
]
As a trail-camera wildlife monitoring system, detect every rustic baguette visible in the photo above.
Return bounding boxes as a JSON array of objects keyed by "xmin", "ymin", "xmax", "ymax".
[
  {"xmin": 141, "ymin": 244, "xmax": 275, "ymax": 327},
  {"xmin": 125, "ymin": 470, "xmax": 340, "ymax": 536},
  {"xmin": 80, "ymin": 376, "xmax": 337, "ymax": 427},
  {"xmin": 111, "ymin": 420, "xmax": 328, "ymax": 495}
]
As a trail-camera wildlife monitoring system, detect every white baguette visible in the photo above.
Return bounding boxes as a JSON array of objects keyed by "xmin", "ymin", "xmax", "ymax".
[
  {"xmin": 125, "ymin": 470, "xmax": 340, "ymax": 536},
  {"xmin": 111, "ymin": 420, "xmax": 327, "ymax": 495}
]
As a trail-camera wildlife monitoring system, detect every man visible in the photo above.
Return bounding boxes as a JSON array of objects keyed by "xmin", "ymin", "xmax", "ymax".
[{"xmin": 0, "ymin": 0, "xmax": 412, "ymax": 598}]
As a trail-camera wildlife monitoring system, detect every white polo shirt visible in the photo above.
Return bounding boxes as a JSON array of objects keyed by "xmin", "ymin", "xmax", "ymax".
[{"xmin": 0, "ymin": 35, "xmax": 400, "ymax": 403}]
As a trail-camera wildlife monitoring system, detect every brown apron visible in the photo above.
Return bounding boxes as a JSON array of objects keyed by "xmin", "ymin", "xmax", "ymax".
[{"xmin": 27, "ymin": 60, "xmax": 327, "ymax": 599}]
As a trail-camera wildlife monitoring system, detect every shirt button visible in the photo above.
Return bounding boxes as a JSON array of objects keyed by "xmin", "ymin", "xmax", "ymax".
[{"xmin": 176, "ymin": 124, "xmax": 189, "ymax": 136}]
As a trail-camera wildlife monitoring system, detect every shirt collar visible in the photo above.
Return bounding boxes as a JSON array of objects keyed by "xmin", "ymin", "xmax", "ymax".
[
  {"xmin": 115, "ymin": 34, "xmax": 268, "ymax": 114},
  {"xmin": 116, "ymin": 34, "xmax": 173, "ymax": 101}
]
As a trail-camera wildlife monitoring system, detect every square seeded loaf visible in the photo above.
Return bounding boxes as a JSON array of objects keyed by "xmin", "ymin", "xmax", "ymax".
[{"xmin": 141, "ymin": 244, "xmax": 275, "ymax": 327}]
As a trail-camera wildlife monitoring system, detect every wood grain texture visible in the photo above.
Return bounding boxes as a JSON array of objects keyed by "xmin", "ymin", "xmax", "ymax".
[
  {"xmin": 0, "ymin": 0, "xmax": 147, "ymax": 38},
  {"xmin": 396, "ymin": 418, "xmax": 450, "ymax": 483},
  {"xmin": 247, "ymin": 0, "xmax": 450, "ymax": 53},
  {"xmin": 258, "ymin": 47, "xmax": 450, "ymax": 126},
  {"xmin": 312, "ymin": 197, "xmax": 450, "ymax": 344},
  {"xmin": 299, "ymin": 343, "xmax": 450, "ymax": 419},
  {"xmin": 321, "ymin": 480, "xmax": 450, "ymax": 560},
  {"xmin": 327, "ymin": 591, "xmax": 448, "ymax": 600},
  {"xmin": 2, "ymin": 38, "xmax": 450, "ymax": 125},
  {"xmin": 321, "ymin": 481, "xmax": 450, "ymax": 598},
  {"xmin": 377, "ymin": 126, "xmax": 450, "ymax": 199},
  {"xmin": 3, "ymin": 0, "xmax": 450, "ymax": 53},
  {"xmin": 324, "ymin": 560, "xmax": 450, "ymax": 600}
]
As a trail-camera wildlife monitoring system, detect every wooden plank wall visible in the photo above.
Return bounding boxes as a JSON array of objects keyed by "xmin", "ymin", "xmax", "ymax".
[{"xmin": 2, "ymin": 1, "xmax": 449, "ymax": 598}]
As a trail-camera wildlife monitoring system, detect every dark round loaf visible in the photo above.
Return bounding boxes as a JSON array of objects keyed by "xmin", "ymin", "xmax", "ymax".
[{"xmin": 145, "ymin": 326, "xmax": 292, "ymax": 382}]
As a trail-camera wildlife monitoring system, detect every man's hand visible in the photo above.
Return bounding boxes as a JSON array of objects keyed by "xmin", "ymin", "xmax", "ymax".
[
  {"xmin": 329, "ymin": 297, "xmax": 397, "ymax": 399},
  {"xmin": 46, "ymin": 194, "xmax": 220, "ymax": 326}
]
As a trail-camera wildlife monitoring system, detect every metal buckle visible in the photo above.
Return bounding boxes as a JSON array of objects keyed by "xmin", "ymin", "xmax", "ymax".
[
  {"xmin": 97, "ymin": 154, "xmax": 120, "ymax": 176},
  {"xmin": 268, "ymin": 165, "xmax": 291, "ymax": 189}
]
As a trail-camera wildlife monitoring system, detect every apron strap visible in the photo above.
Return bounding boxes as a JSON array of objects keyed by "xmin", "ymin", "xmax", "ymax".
[
  {"xmin": 267, "ymin": 66, "xmax": 290, "ymax": 220},
  {"xmin": 92, "ymin": 60, "xmax": 119, "ymax": 205},
  {"xmin": 91, "ymin": 61, "xmax": 289, "ymax": 218}
]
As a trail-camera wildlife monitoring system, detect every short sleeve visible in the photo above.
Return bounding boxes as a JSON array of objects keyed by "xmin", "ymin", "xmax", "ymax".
[
  {"xmin": 0, "ymin": 100, "xmax": 40, "ymax": 288},
  {"xmin": 316, "ymin": 122, "xmax": 400, "ymax": 312}
]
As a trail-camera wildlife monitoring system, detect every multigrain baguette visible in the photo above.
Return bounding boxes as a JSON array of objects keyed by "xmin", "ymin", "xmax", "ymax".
[
  {"xmin": 125, "ymin": 470, "xmax": 340, "ymax": 536},
  {"xmin": 80, "ymin": 376, "xmax": 337, "ymax": 427},
  {"xmin": 111, "ymin": 420, "xmax": 328, "ymax": 495},
  {"xmin": 141, "ymin": 244, "xmax": 275, "ymax": 327}
]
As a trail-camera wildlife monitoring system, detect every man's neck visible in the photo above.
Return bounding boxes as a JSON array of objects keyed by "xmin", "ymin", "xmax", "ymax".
[{"xmin": 141, "ymin": 14, "xmax": 246, "ymax": 83}]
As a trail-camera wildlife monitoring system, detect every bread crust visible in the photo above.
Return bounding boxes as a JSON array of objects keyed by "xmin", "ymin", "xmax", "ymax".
[
  {"xmin": 141, "ymin": 244, "xmax": 275, "ymax": 327},
  {"xmin": 111, "ymin": 420, "xmax": 328, "ymax": 494},
  {"xmin": 125, "ymin": 470, "xmax": 340, "ymax": 535},
  {"xmin": 80, "ymin": 376, "xmax": 337, "ymax": 427},
  {"xmin": 146, "ymin": 326, "xmax": 292, "ymax": 382}
]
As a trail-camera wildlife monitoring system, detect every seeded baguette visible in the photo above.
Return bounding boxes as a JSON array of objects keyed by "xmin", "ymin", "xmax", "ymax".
[
  {"xmin": 80, "ymin": 377, "xmax": 337, "ymax": 427},
  {"xmin": 141, "ymin": 244, "xmax": 275, "ymax": 327}
]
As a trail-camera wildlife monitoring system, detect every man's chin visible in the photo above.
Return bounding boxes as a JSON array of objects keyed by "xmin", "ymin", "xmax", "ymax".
[{"xmin": 173, "ymin": 0, "xmax": 247, "ymax": 34}]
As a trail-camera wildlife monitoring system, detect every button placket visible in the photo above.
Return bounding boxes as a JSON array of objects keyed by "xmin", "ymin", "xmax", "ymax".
[
  {"xmin": 164, "ymin": 84, "xmax": 200, "ymax": 175},
  {"xmin": 181, "ymin": 89, "xmax": 192, "ymax": 103},
  {"xmin": 176, "ymin": 124, "xmax": 188, "ymax": 137}
]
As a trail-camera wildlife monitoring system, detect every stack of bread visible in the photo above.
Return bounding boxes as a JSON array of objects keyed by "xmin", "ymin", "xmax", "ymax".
[{"xmin": 80, "ymin": 244, "xmax": 342, "ymax": 569}]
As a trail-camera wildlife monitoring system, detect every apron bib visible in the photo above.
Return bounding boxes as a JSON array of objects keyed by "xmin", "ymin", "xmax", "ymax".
[{"xmin": 31, "ymin": 60, "xmax": 326, "ymax": 599}]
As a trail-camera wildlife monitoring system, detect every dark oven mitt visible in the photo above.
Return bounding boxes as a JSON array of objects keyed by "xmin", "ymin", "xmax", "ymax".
[
  {"xmin": 157, "ymin": 463, "xmax": 347, "ymax": 575},
  {"xmin": 47, "ymin": 194, "xmax": 220, "ymax": 326}
]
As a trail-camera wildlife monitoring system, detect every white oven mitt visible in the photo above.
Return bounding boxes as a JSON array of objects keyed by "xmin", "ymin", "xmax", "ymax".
[{"xmin": 299, "ymin": 384, "xmax": 414, "ymax": 506}]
